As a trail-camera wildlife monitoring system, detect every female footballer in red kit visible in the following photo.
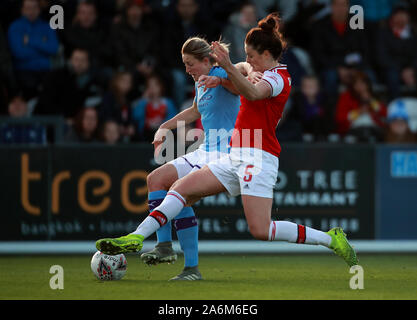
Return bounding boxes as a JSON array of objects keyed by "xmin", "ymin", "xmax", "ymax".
[{"xmin": 97, "ymin": 13, "xmax": 358, "ymax": 268}]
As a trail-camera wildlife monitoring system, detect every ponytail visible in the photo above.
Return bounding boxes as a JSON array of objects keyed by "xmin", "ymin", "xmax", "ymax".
[{"xmin": 245, "ymin": 13, "xmax": 287, "ymax": 61}]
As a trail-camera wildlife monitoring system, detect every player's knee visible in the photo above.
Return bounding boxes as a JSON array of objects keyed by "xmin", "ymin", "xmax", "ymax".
[
  {"xmin": 169, "ymin": 179, "xmax": 180, "ymax": 191},
  {"xmin": 148, "ymin": 164, "xmax": 179, "ymax": 191},
  {"xmin": 147, "ymin": 169, "xmax": 170, "ymax": 191},
  {"xmin": 169, "ymin": 181, "xmax": 192, "ymax": 205}
]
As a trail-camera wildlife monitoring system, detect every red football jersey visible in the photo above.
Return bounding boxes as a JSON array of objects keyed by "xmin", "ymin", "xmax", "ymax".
[
  {"xmin": 230, "ymin": 65, "xmax": 291, "ymax": 158},
  {"xmin": 144, "ymin": 101, "xmax": 168, "ymax": 130}
]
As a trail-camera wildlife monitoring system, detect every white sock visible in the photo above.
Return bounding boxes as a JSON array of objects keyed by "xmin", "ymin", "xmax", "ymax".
[
  {"xmin": 131, "ymin": 190, "xmax": 186, "ymax": 239},
  {"xmin": 305, "ymin": 226, "xmax": 332, "ymax": 247},
  {"xmin": 131, "ymin": 216, "xmax": 160, "ymax": 239},
  {"xmin": 269, "ymin": 221, "xmax": 331, "ymax": 247},
  {"xmin": 156, "ymin": 190, "xmax": 186, "ymax": 219},
  {"xmin": 269, "ymin": 221, "xmax": 297, "ymax": 242}
]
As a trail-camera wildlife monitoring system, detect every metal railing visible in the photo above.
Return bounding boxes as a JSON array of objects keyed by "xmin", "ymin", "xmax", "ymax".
[{"xmin": 0, "ymin": 116, "xmax": 66, "ymax": 144}]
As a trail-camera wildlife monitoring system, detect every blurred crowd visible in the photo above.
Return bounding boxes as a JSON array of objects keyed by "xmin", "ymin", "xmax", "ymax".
[{"xmin": 1, "ymin": 0, "xmax": 417, "ymax": 145}]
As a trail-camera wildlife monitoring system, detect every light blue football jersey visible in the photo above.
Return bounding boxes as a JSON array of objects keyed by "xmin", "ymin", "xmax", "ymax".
[{"xmin": 195, "ymin": 66, "xmax": 240, "ymax": 153}]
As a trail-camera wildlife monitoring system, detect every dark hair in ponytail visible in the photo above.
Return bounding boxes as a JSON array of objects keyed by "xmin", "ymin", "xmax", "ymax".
[{"xmin": 245, "ymin": 13, "xmax": 287, "ymax": 61}]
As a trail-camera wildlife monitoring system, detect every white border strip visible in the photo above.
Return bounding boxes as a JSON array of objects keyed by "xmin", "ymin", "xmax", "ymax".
[{"xmin": 1, "ymin": 240, "xmax": 417, "ymax": 254}]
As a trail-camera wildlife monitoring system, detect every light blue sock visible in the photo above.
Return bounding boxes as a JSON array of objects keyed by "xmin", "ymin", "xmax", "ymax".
[
  {"xmin": 174, "ymin": 207, "xmax": 198, "ymax": 267},
  {"xmin": 148, "ymin": 190, "xmax": 172, "ymax": 243}
]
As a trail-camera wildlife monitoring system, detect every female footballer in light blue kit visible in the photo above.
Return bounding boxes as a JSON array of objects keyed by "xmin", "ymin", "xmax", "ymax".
[
  {"xmin": 97, "ymin": 14, "xmax": 358, "ymax": 271},
  {"xmin": 101, "ymin": 37, "xmax": 242, "ymax": 280}
]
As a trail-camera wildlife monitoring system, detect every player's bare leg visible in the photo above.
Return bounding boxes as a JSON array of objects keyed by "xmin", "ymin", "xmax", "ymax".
[
  {"xmin": 241, "ymin": 195, "xmax": 272, "ymax": 241},
  {"xmin": 171, "ymin": 165, "xmax": 227, "ymax": 205},
  {"xmin": 147, "ymin": 163, "xmax": 178, "ymax": 192},
  {"xmin": 241, "ymin": 195, "xmax": 358, "ymax": 266},
  {"xmin": 242, "ymin": 193, "xmax": 334, "ymax": 245}
]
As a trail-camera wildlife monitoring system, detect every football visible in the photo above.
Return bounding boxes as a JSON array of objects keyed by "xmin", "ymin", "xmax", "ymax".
[{"xmin": 91, "ymin": 251, "xmax": 127, "ymax": 281}]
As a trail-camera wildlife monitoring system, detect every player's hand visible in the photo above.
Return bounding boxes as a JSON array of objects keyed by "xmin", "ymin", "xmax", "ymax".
[
  {"xmin": 210, "ymin": 41, "xmax": 233, "ymax": 70},
  {"xmin": 198, "ymin": 75, "xmax": 221, "ymax": 91},
  {"xmin": 152, "ymin": 128, "xmax": 167, "ymax": 158},
  {"xmin": 247, "ymin": 71, "xmax": 263, "ymax": 84}
]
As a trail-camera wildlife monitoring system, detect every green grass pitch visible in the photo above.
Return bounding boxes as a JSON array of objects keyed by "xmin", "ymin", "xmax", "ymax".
[{"xmin": 1, "ymin": 254, "xmax": 416, "ymax": 300}]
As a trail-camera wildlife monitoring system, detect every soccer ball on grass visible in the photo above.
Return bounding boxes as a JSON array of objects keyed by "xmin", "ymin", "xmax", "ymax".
[{"xmin": 91, "ymin": 251, "xmax": 127, "ymax": 281}]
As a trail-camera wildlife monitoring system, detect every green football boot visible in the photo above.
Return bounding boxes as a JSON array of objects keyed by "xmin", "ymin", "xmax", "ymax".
[
  {"xmin": 140, "ymin": 242, "xmax": 177, "ymax": 265},
  {"xmin": 169, "ymin": 266, "xmax": 203, "ymax": 281},
  {"xmin": 96, "ymin": 234, "xmax": 144, "ymax": 255},
  {"xmin": 327, "ymin": 227, "xmax": 359, "ymax": 267}
]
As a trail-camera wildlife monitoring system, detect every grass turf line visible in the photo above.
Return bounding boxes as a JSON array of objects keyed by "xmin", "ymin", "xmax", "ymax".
[{"xmin": 1, "ymin": 254, "xmax": 416, "ymax": 300}]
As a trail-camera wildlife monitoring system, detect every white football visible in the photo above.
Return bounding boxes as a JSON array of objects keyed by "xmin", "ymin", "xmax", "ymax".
[{"xmin": 91, "ymin": 251, "xmax": 127, "ymax": 281}]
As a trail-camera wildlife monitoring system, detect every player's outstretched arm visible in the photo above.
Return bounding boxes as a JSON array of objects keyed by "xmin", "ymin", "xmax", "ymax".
[
  {"xmin": 210, "ymin": 42, "xmax": 270, "ymax": 101},
  {"xmin": 153, "ymin": 101, "xmax": 200, "ymax": 153},
  {"xmin": 197, "ymin": 75, "xmax": 240, "ymax": 95},
  {"xmin": 159, "ymin": 101, "xmax": 200, "ymax": 130},
  {"xmin": 197, "ymin": 65, "xmax": 262, "ymax": 95}
]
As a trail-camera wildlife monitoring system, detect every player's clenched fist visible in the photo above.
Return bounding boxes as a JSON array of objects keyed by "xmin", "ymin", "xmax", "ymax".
[
  {"xmin": 198, "ymin": 75, "xmax": 221, "ymax": 90},
  {"xmin": 210, "ymin": 41, "xmax": 233, "ymax": 70}
]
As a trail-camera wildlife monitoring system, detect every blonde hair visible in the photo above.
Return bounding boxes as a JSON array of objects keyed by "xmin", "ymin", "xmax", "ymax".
[{"xmin": 181, "ymin": 36, "xmax": 229, "ymax": 65}]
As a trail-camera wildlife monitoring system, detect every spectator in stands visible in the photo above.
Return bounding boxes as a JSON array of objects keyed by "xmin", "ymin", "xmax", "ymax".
[
  {"xmin": 255, "ymin": 0, "xmax": 317, "ymax": 24},
  {"xmin": 280, "ymin": 42, "xmax": 315, "ymax": 89},
  {"xmin": 350, "ymin": 0, "xmax": 400, "ymax": 22},
  {"xmin": 110, "ymin": 0, "xmax": 161, "ymax": 98},
  {"xmin": 0, "ymin": 94, "xmax": 47, "ymax": 144},
  {"xmin": 283, "ymin": 0, "xmax": 331, "ymax": 51},
  {"xmin": 387, "ymin": 96, "xmax": 417, "ymax": 133},
  {"xmin": 99, "ymin": 119, "xmax": 121, "ymax": 144},
  {"xmin": 0, "ymin": 25, "xmax": 16, "ymax": 114},
  {"xmin": 199, "ymin": 0, "xmax": 242, "ymax": 34},
  {"xmin": 61, "ymin": 0, "xmax": 112, "ymax": 72},
  {"xmin": 222, "ymin": 1, "xmax": 258, "ymax": 64},
  {"xmin": 275, "ymin": 99, "xmax": 303, "ymax": 143},
  {"xmin": 64, "ymin": 107, "xmax": 99, "ymax": 143},
  {"xmin": 376, "ymin": 6, "xmax": 417, "ymax": 99},
  {"xmin": 0, "ymin": 0, "xmax": 21, "ymax": 31},
  {"xmin": 310, "ymin": 0, "xmax": 373, "ymax": 97},
  {"xmin": 384, "ymin": 99, "xmax": 417, "ymax": 143},
  {"xmin": 289, "ymin": 74, "xmax": 332, "ymax": 140},
  {"xmin": 161, "ymin": 0, "xmax": 211, "ymax": 108},
  {"xmin": 110, "ymin": 0, "xmax": 160, "ymax": 72},
  {"xmin": 99, "ymin": 71, "xmax": 136, "ymax": 142},
  {"xmin": 7, "ymin": 0, "xmax": 59, "ymax": 99},
  {"xmin": 409, "ymin": 0, "xmax": 417, "ymax": 26},
  {"xmin": 132, "ymin": 73, "xmax": 177, "ymax": 142},
  {"xmin": 335, "ymin": 71, "xmax": 387, "ymax": 142},
  {"xmin": 35, "ymin": 48, "xmax": 102, "ymax": 121}
]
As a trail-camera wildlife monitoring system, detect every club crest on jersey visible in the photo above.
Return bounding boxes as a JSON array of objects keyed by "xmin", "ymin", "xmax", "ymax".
[{"xmin": 199, "ymin": 94, "xmax": 213, "ymax": 102}]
